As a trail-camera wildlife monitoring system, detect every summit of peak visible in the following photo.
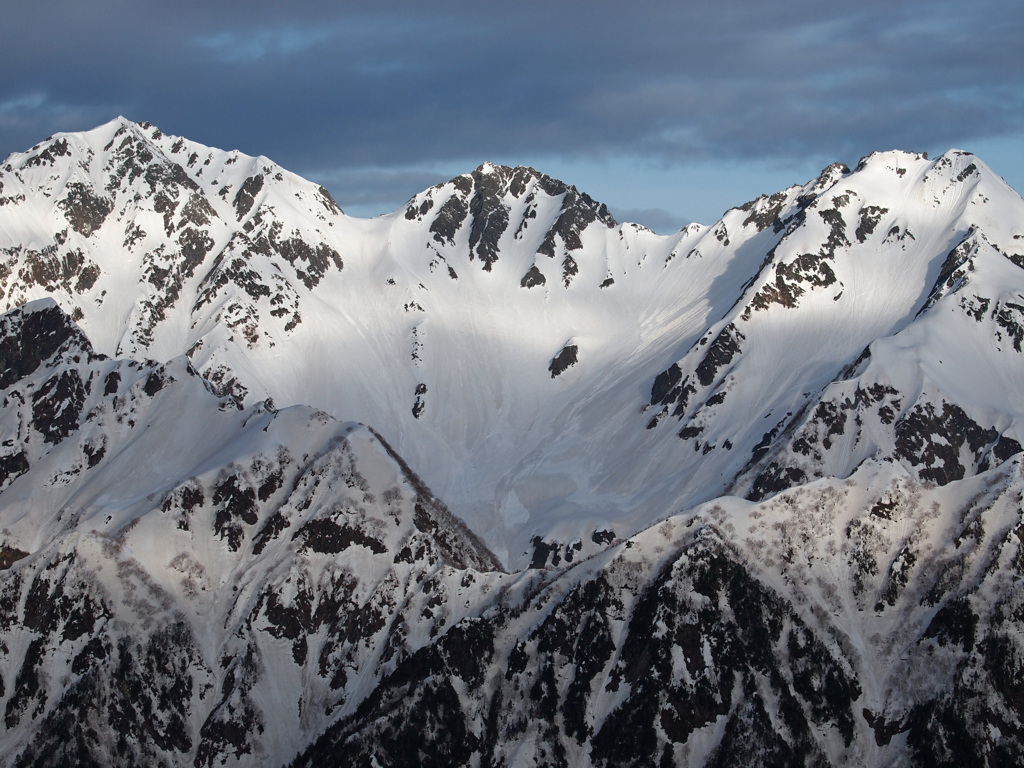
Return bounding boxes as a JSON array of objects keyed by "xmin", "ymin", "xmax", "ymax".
[{"xmin": 855, "ymin": 148, "xmax": 930, "ymax": 169}]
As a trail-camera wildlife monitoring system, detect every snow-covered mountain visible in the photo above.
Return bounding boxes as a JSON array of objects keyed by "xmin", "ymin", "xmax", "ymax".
[
  {"xmin": 3, "ymin": 119, "xmax": 1022, "ymax": 570},
  {"xmin": 1, "ymin": 119, "xmax": 1023, "ymax": 766}
]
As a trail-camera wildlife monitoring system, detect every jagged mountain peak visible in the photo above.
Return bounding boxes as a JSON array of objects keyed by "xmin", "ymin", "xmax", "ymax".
[
  {"xmin": 639, "ymin": 143, "xmax": 1024, "ymax": 519},
  {"xmin": 400, "ymin": 159, "xmax": 617, "ymax": 279},
  {"xmin": 3, "ymin": 116, "xmax": 341, "ymax": 223},
  {"xmin": 397, "ymin": 159, "xmax": 614, "ymax": 282},
  {"xmin": 430, "ymin": 160, "xmax": 613, "ymax": 208}
]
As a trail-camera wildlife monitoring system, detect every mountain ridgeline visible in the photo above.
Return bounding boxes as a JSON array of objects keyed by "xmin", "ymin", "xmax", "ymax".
[{"xmin": 0, "ymin": 119, "xmax": 1023, "ymax": 766}]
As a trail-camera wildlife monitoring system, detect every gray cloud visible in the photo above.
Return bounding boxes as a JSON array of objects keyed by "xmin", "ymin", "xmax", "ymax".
[
  {"xmin": 2, "ymin": 0, "xmax": 1021, "ymax": 218},
  {"xmin": 307, "ymin": 166, "xmax": 455, "ymax": 216},
  {"xmin": 608, "ymin": 207, "xmax": 691, "ymax": 235}
]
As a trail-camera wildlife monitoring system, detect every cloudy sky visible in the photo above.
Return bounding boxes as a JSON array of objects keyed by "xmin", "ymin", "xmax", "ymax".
[{"xmin": 2, "ymin": 1, "xmax": 1021, "ymax": 231}]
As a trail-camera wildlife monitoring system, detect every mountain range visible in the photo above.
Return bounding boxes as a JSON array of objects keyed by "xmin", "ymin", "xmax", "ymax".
[{"xmin": 0, "ymin": 118, "xmax": 1022, "ymax": 766}]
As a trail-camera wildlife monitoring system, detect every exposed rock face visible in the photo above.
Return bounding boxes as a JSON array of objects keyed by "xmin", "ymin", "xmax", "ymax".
[
  {"xmin": 0, "ymin": 298, "xmax": 91, "ymax": 388},
  {"xmin": 548, "ymin": 342, "xmax": 579, "ymax": 378},
  {"xmin": 408, "ymin": 162, "xmax": 616, "ymax": 277},
  {"xmin": 641, "ymin": 152, "xmax": 1024, "ymax": 529}
]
